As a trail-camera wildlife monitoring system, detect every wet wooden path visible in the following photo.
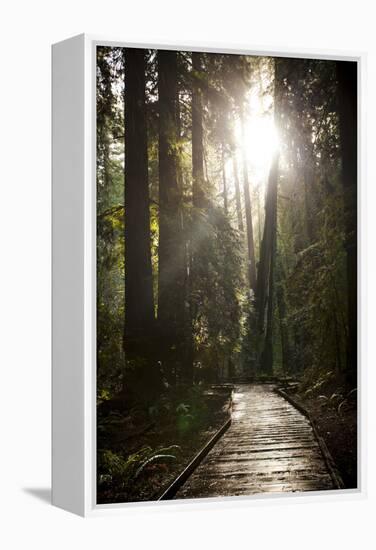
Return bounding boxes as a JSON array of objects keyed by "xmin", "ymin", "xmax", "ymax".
[{"xmin": 175, "ymin": 384, "xmax": 335, "ymax": 498}]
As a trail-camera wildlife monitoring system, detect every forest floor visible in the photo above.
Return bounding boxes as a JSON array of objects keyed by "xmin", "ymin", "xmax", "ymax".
[
  {"xmin": 97, "ymin": 379, "xmax": 357, "ymax": 504},
  {"xmin": 97, "ymin": 385, "xmax": 232, "ymax": 504},
  {"xmin": 283, "ymin": 384, "xmax": 357, "ymax": 488}
]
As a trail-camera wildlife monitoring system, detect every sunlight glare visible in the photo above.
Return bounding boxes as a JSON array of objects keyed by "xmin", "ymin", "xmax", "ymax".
[
  {"xmin": 244, "ymin": 115, "xmax": 280, "ymax": 175},
  {"xmin": 232, "ymin": 111, "xmax": 280, "ymax": 193}
]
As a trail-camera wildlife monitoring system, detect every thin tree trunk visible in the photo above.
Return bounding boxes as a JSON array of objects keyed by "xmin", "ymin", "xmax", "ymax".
[
  {"xmin": 183, "ymin": 234, "xmax": 194, "ymax": 384},
  {"xmin": 232, "ymin": 151, "xmax": 244, "ymax": 232},
  {"xmin": 192, "ymin": 53, "xmax": 206, "ymax": 208},
  {"xmin": 124, "ymin": 49, "xmax": 155, "ymax": 351},
  {"xmin": 337, "ymin": 60, "xmax": 357, "ymax": 387},
  {"xmin": 222, "ymin": 144, "xmax": 228, "ymax": 214},
  {"xmin": 261, "ymin": 216, "xmax": 276, "ymax": 374},
  {"xmin": 97, "ymin": 48, "xmax": 113, "ymax": 209},
  {"xmin": 276, "ymin": 258, "xmax": 291, "ymax": 373},
  {"xmin": 240, "ymin": 107, "xmax": 257, "ymax": 292},
  {"xmin": 257, "ymin": 188, "xmax": 262, "ymax": 252},
  {"xmin": 302, "ymin": 151, "xmax": 316, "ymax": 245}
]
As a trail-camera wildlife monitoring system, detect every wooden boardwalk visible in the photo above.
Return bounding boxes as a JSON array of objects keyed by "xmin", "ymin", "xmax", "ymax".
[{"xmin": 175, "ymin": 384, "xmax": 335, "ymax": 499}]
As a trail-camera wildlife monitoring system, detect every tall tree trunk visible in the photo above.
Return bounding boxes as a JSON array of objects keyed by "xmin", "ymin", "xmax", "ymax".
[
  {"xmin": 276, "ymin": 257, "xmax": 292, "ymax": 374},
  {"xmin": 303, "ymin": 161, "xmax": 316, "ymax": 245},
  {"xmin": 232, "ymin": 150, "xmax": 244, "ymax": 232},
  {"xmin": 260, "ymin": 213, "xmax": 276, "ymax": 374},
  {"xmin": 124, "ymin": 49, "xmax": 155, "ymax": 351},
  {"xmin": 257, "ymin": 188, "xmax": 262, "ymax": 252},
  {"xmin": 256, "ymin": 153, "xmax": 279, "ymax": 334},
  {"xmin": 175, "ymin": 58, "xmax": 194, "ymax": 385},
  {"xmin": 337, "ymin": 61, "xmax": 357, "ymax": 387},
  {"xmin": 183, "ymin": 235, "xmax": 194, "ymax": 384},
  {"xmin": 256, "ymin": 152, "xmax": 279, "ymax": 374},
  {"xmin": 222, "ymin": 143, "xmax": 228, "ymax": 214},
  {"xmin": 158, "ymin": 50, "xmax": 186, "ymax": 384},
  {"xmin": 240, "ymin": 107, "xmax": 257, "ymax": 292},
  {"xmin": 255, "ymin": 59, "xmax": 284, "ymax": 376},
  {"xmin": 96, "ymin": 49, "xmax": 113, "ymax": 304},
  {"xmin": 188, "ymin": 52, "xmax": 208, "ymax": 384},
  {"xmin": 192, "ymin": 53, "xmax": 206, "ymax": 208}
]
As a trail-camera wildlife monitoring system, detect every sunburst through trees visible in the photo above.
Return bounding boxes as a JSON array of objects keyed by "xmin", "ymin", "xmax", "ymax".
[{"xmin": 96, "ymin": 48, "xmax": 357, "ymax": 504}]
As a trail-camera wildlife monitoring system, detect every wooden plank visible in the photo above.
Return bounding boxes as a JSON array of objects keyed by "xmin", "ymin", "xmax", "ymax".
[
  {"xmin": 159, "ymin": 416, "xmax": 232, "ymax": 500},
  {"xmin": 174, "ymin": 384, "xmax": 338, "ymax": 499},
  {"xmin": 274, "ymin": 388, "xmax": 345, "ymax": 490}
]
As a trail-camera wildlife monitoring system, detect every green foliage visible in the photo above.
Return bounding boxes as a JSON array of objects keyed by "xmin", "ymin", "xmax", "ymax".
[
  {"xmin": 98, "ymin": 448, "xmax": 149, "ymax": 489},
  {"xmin": 96, "ymin": 50, "xmax": 355, "ymax": 501},
  {"xmin": 280, "ymin": 179, "xmax": 347, "ymax": 377},
  {"xmin": 274, "ymin": 58, "xmax": 350, "ymax": 388},
  {"xmin": 98, "ymin": 445, "xmax": 180, "ymax": 492},
  {"xmin": 188, "ymin": 204, "xmax": 246, "ymax": 380},
  {"xmin": 135, "ymin": 453, "xmax": 177, "ymax": 479}
]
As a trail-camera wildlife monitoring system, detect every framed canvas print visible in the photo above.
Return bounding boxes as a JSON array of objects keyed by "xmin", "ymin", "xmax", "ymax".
[{"xmin": 52, "ymin": 34, "xmax": 364, "ymax": 516}]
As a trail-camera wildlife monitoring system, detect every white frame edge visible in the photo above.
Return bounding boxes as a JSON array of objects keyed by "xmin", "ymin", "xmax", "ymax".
[
  {"xmin": 52, "ymin": 33, "xmax": 366, "ymax": 517},
  {"xmin": 52, "ymin": 33, "xmax": 86, "ymax": 516}
]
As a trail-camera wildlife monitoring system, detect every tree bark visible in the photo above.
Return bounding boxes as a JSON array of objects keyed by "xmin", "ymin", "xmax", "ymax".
[
  {"xmin": 257, "ymin": 152, "xmax": 279, "ymax": 374},
  {"xmin": 192, "ymin": 53, "xmax": 206, "ymax": 208},
  {"xmin": 240, "ymin": 107, "xmax": 257, "ymax": 292},
  {"xmin": 256, "ymin": 153, "xmax": 279, "ymax": 335},
  {"xmin": 188, "ymin": 52, "xmax": 208, "ymax": 384},
  {"xmin": 337, "ymin": 60, "xmax": 357, "ymax": 387},
  {"xmin": 158, "ymin": 50, "xmax": 186, "ymax": 383},
  {"xmin": 232, "ymin": 151, "xmax": 244, "ymax": 232},
  {"xmin": 222, "ymin": 144, "xmax": 228, "ymax": 214},
  {"xmin": 276, "ymin": 257, "xmax": 292, "ymax": 373},
  {"xmin": 124, "ymin": 49, "xmax": 155, "ymax": 351},
  {"xmin": 260, "ymin": 212, "xmax": 276, "ymax": 374}
]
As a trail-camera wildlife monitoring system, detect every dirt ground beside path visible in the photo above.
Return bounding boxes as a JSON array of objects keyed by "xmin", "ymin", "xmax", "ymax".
[{"xmin": 289, "ymin": 391, "xmax": 357, "ymax": 489}]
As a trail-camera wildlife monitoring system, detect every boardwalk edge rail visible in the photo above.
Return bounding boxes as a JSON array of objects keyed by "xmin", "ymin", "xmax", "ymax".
[
  {"xmin": 274, "ymin": 387, "xmax": 345, "ymax": 490},
  {"xmin": 159, "ymin": 389, "xmax": 233, "ymax": 500}
]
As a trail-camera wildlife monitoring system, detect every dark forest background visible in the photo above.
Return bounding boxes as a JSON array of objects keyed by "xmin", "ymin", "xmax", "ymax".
[{"xmin": 96, "ymin": 48, "xmax": 357, "ymax": 503}]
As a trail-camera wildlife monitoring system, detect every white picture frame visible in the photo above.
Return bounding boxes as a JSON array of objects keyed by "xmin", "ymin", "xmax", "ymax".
[{"xmin": 52, "ymin": 33, "xmax": 366, "ymax": 517}]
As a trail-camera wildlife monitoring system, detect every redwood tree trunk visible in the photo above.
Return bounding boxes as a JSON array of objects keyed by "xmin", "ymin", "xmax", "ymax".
[
  {"xmin": 124, "ymin": 49, "xmax": 155, "ymax": 351},
  {"xmin": 158, "ymin": 50, "xmax": 186, "ymax": 383},
  {"xmin": 257, "ymin": 153, "xmax": 279, "ymax": 373},
  {"xmin": 256, "ymin": 153, "xmax": 279, "ymax": 334},
  {"xmin": 232, "ymin": 150, "xmax": 244, "ymax": 232},
  {"xmin": 337, "ymin": 60, "xmax": 357, "ymax": 387},
  {"xmin": 240, "ymin": 107, "xmax": 257, "ymax": 292},
  {"xmin": 192, "ymin": 53, "xmax": 206, "ymax": 208},
  {"xmin": 276, "ymin": 257, "xmax": 292, "ymax": 374},
  {"xmin": 188, "ymin": 52, "xmax": 208, "ymax": 383},
  {"xmin": 260, "ymin": 215, "xmax": 276, "ymax": 374}
]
